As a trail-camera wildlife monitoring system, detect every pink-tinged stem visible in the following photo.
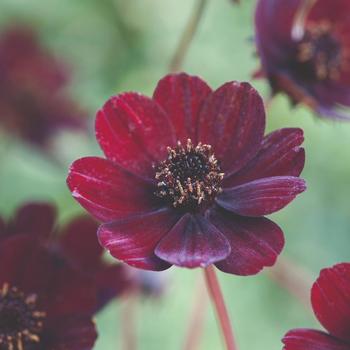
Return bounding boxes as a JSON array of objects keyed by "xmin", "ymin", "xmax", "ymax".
[
  {"xmin": 204, "ymin": 265, "xmax": 238, "ymax": 350},
  {"xmin": 267, "ymin": 256, "xmax": 313, "ymax": 308},
  {"xmin": 183, "ymin": 274, "xmax": 208, "ymax": 350},
  {"xmin": 169, "ymin": 0, "xmax": 208, "ymax": 72},
  {"xmin": 121, "ymin": 289, "xmax": 138, "ymax": 350}
]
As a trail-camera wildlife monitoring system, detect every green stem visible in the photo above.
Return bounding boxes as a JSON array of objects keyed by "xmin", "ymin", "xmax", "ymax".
[{"xmin": 169, "ymin": 0, "xmax": 208, "ymax": 72}]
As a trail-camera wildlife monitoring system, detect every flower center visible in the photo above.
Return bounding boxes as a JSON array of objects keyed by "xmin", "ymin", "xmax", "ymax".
[
  {"xmin": 297, "ymin": 22, "xmax": 348, "ymax": 81},
  {"xmin": 154, "ymin": 139, "xmax": 224, "ymax": 209},
  {"xmin": 0, "ymin": 283, "xmax": 46, "ymax": 350}
]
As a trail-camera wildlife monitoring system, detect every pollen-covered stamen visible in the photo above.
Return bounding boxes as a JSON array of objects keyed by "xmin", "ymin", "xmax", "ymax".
[
  {"xmin": 154, "ymin": 139, "xmax": 224, "ymax": 208},
  {"xmin": 0, "ymin": 283, "xmax": 46, "ymax": 350},
  {"xmin": 297, "ymin": 22, "xmax": 350, "ymax": 81}
]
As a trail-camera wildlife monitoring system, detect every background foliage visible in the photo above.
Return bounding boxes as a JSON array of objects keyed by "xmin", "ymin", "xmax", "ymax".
[{"xmin": 0, "ymin": 0, "xmax": 349, "ymax": 349}]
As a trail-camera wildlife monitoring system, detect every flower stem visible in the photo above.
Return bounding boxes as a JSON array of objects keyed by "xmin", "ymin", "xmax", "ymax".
[
  {"xmin": 121, "ymin": 289, "xmax": 138, "ymax": 350},
  {"xmin": 169, "ymin": 0, "xmax": 208, "ymax": 72},
  {"xmin": 267, "ymin": 256, "xmax": 313, "ymax": 308},
  {"xmin": 204, "ymin": 265, "xmax": 237, "ymax": 350},
  {"xmin": 182, "ymin": 274, "xmax": 208, "ymax": 350}
]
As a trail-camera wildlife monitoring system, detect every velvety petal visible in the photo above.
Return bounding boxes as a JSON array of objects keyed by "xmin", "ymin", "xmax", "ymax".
[
  {"xmin": 308, "ymin": 0, "xmax": 350, "ymax": 23},
  {"xmin": 311, "ymin": 83, "xmax": 350, "ymax": 118},
  {"xmin": 10, "ymin": 202, "xmax": 56, "ymax": 238},
  {"xmin": 153, "ymin": 73, "xmax": 212, "ymax": 143},
  {"xmin": 311, "ymin": 263, "xmax": 350, "ymax": 342},
  {"xmin": 60, "ymin": 216, "xmax": 102, "ymax": 271},
  {"xmin": 283, "ymin": 329, "xmax": 350, "ymax": 350},
  {"xmin": 43, "ymin": 261, "xmax": 97, "ymax": 318},
  {"xmin": 61, "ymin": 216, "xmax": 130, "ymax": 311},
  {"xmin": 224, "ymin": 128, "xmax": 305, "ymax": 187},
  {"xmin": 67, "ymin": 157, "xmax": 159, "ymax": 222},
  {"xmin": 217, "ymin": 176, "xmax": 306, "ymax": 217},
  {"xmin": 155, "ymin": 214, "xmax": 231, "ymax": 268},
  {"xmin": 208, "ymin": 207, "xmax": 284, "ymax": 275},
  {"xmin": 255, "ymin": 0, "xmax": 300, "ymax": 66},
  {"xmin": 0, "ymin": 235, "xmax": 35, "ymax": 286},
  {"xmin": 97, "ymin": 209, "xmax": 181, "ymax": 271},
  {"xmin": 0, "ymin": 237, "xmax": 66, "ymax": 300},
  {"xmin": 46, "ymin": 316, "xmax": 97, "ymax": 350},
  {"xmin": 317, "ymin": 105, "xmax": 350, "ymax": 121},
  {"xmin": 197, "ymin": 81, "xmax": 265, "ymax": 175},
  {"xmin": 95, "ymin": 92, "xmax": 176, "ymax": 178},
  {"xmin": 95, "ymin": 264, "xmax": 130, "ymax": 311}
]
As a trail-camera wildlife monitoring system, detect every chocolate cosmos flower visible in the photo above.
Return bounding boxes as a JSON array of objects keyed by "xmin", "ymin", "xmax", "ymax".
[
  {"xmin": 1, "ymin": 202, "xmax": 130, "ymax": 311},
  {"xmin": 67, "ymin": 73, "xmax": 306, "ymax": 275},
  {"xmin": 0, "ymin": 25, "xmax": 85, "ymax": 146},
  {"xmin": 255, "ymin": 0, "xmax": 350, "ymax": 119},
  {"xmin": 0, "ymin": 208, "xmax": 99, "ymax": 349},
  {"xmin": 283, "ymin": 263, "xmax": 350, "ymax": 350}
]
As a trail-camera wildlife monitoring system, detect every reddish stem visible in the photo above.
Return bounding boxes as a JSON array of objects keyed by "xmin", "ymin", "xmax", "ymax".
[
  {"xmin": 121, "ymin": 288, "xmax": 138, "ymax": 350},
  {"xmin": 204, "ymin": 265, "xmax": 237, "ymax": 350},
  {"xmin": 183, "ymin": 275, "xmax": 208, "ymax": 350}
]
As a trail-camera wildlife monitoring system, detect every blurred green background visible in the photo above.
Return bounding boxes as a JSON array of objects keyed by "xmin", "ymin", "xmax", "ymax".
[{"xmin": 0, "ymin": 0, "xmax": 349, "ymax": 349}]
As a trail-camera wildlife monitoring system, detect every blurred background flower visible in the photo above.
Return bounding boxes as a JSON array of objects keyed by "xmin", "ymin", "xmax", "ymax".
[
  {"xmin": 0, "ymin": 0, "xmax": 349, "ymax": 349},
  {"xmin": 0, "ymin": 203, "xmax": 100, "ymax": 349},
  {"xmin": 254, "ymin": 0, "xmax": 350, "ymax": 119},
  {"xmin": 0, "ymin": 25, "xmax": 86, "ymax": 147},
  {"xmin": 0, "ymin": 202, "xmax": 132, "ymax": 311}
]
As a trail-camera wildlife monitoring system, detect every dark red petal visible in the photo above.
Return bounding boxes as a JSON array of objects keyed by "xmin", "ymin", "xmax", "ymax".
[
  {"xmin": 197, "ymin": 81, "xmax": 265, "ymax": 175},
  {"xmin": 308, "ymin": 0, "xmax": 350, "ymax": 23},
  {"xmin": 153, "ymin": 73, "xmax": 212, "ymax": 143},
  {"xmin": 97, "ymin": 209, "xmax": 180, "ymax": 271},
  {"xmin": 95, "ymin": 92, "xmax": 176, "ymax": 178},
  {"xmin": 0, "ymin": 235, "xmax": 35, "ymax": 287},
  {"xmin": 255, "ymin": 0, "xmax": 299, "ymax": 66},
  {"xmin": 311, "ymin": 263, "xmax": 350, "ymax": 342},
  {"xmin": 11, "ymin": 202, "xmax": 56, "ymax": 238},
  {"xmin": 95, "ymin": 264, "xmax": 130, "ymax": 310},
  {"xmin": 44, "ymin": 265, "xmax": 97, "ymax": 318},
  {"xmin": 0, "ymin": 236, "xmax": 60, "ymax": 297},
  {"xmin": 208, "ymin": 207, "xmax": 284, "ymax": 275},
  {"xmin": 60, "ymin": 216, "xmax": 102, "ymax": 271},
  {"xmin": 282, "ymin": 329, "xmax": 350, "ymax": 350},
  {"xmin": 61, "ymin": 217, "xmax": 130, "ymax": 311},
  {"xmin": 46, "ymin": 316, "xmax": 97, "ymax": 350},
  {"xmin": 155, "ymin": 214, "xmax": 231, "ymax": 268},
  {"xmin": 224, "ymin": 128, "xmax": 305, "ymax": 187},
  {"xmin": 67, "ymin": 157, "xmax": 159, "ymax": 222},
  {"xmin": 217, "ymin": 176, "xmax": 306, "ymax": 217}
]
